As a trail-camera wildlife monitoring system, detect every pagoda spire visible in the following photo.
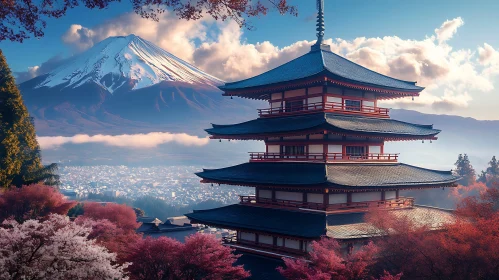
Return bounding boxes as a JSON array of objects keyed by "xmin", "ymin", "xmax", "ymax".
[
  {"xmin": 316, "ymin": 0, "xmax": 325, "ymax": 45},
  {"xmin": 311, "ymin": 0, "xmax": 331, "ymax": 52}
]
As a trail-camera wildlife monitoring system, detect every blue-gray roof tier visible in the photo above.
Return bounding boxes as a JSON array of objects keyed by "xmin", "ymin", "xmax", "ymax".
[
  {"xmin": 206, "ymin": 113, "xmax": 440, "ymax": 139},
  {"xmin": 196, "ymin": 162, "xmax": 459, "ymax": 189},
  {"xmin": 220, "ymin": 48, "xmax": 424, "ymax": 92},
  {"xmin": 186, "ymin": 204, "xmax": 326, "ymax": 238},
  {"xmin": 185, "ymin": 204, "xmax": 454, "ymax": 240}
]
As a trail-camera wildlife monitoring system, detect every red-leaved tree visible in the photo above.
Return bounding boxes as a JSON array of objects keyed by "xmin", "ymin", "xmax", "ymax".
[
  {"xmin": 365, "ymin": 192, "xmax": 499, "ymax": 280},
  {"xmin": 0, "ymin": 184, "xmax": 76, "ymax": 223},
  {"xmin": 75, "ymin": 202, "xmax": 142, "ymax": 263},
  {"xmin": 278, "ymin": 237, "xmax": 399, "ymax": 280},
  {"xmin": 1, "ymin": 0, "xmax": 297, "ymax": 43},
  {"xmin": 0, "ymin": 214, "xmax": 127, "ymax": 279},
  {"xmin": 126, "ymin": 233, "xmax": 249, "ymax": 280}
]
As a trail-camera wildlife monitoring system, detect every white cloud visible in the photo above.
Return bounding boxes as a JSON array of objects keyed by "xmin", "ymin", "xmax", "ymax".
[
  {"xmin": 31, "ymin": 15, "xmax": 495, "ymax": 114},
  {"xmin": 434, "ymin": 17, "xmax": 464, "ymax": 43},
  {"xmin": 38, "ymin": 132, "xmax": 210, "ymax": 149}
]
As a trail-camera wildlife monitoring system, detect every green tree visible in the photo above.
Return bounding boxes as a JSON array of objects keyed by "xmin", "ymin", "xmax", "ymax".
[
  {"xmin": 0, "ymin": 50, "xmax": 59, "ymax": 188},
  {"xmin": 454, "ymin": 154, "xmax": 476, "ymax": 186},
  {"xmin": 486, "ymin": 156, "xmax": 499, "ymax": 176}
]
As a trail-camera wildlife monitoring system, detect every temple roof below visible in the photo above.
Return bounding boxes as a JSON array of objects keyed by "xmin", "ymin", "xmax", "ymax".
[
  {"xmin": 196, "ymin": 162, "xmax": 459, "ymax": 190},
  {"xmin": 186, "ymin": 204, "xmax": 326, "ymax": 238},
  {"xmin": 186, "ymin": 204, "xmax": 454, "ymax": 240},
  {"xmin": 327, "ymin": 206, "xmax": 455, "ymax": 239},
  {"xmin": 220, "ymin": 48, "xmax": 423, "ymax": 93},
  {"xmin": 206, "ymin": 113, "xmax": 440, "ymax": 140}
]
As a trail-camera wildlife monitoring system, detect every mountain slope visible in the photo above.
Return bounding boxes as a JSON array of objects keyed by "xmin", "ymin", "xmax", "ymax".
[
  {"xmin": 33, "ymin": 35, "xmax": 223, "ymax": 92},
  {"xmin": 19, "ymin": 35, "xmax": 261, "ymax": 136}
]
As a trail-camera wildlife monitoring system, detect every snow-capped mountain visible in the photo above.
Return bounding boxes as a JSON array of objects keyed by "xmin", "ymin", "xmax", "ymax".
[
  {"xmin": 34, "ymin": 34, "xmax": 223, "ymax": 93},
  {"xmin": 20, "ymin": 35, "xmax": 261, "ymax": 136}
]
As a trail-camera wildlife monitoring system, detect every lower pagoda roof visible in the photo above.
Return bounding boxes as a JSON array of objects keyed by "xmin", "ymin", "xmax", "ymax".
[
  {"xmin": 186, "ymin": 204, "xmax": 454, "ymax": 240},
  {"xmin": 206, "ymin": 113, "xmax": 440, "ymax": 140},
  {"xmin": 186, "ymin": 204, "xmax": 326, "ymax": 239},
  {"xmin": 196, "ymin": 162, "xmax": 459, "ymax": 191}
]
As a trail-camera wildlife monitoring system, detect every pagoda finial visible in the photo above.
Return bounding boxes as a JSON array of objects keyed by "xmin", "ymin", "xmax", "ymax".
[
  {"xmin": 316, "ymin": 0, "xmax": 325, "ymax": 45},
  {"xmin": 311, "ymin": 0, "xmax": 331, "ymax": 52}
]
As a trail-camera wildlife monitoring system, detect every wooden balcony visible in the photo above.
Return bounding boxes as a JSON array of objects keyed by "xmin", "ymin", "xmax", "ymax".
[
  {"xmin": 249, "ymin": 152, "xmax": 399, "ymax": 163},
  {"xmin": 239, "ymin": 195, "xmax": 414, "ymax": 213},
  {"xmin": 258, "ymin": 102, "xmax": 390, "ymax": 118}
]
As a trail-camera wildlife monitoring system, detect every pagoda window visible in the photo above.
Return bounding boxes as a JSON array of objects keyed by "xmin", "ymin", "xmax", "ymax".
[
  {"xmin": 276, "ymin": 237, "xmax": 284, "ymax": 247},
  {"xmin": 345, "ymin": 99, "xmax": 361, "ymax": 111},
  {"xmin": 284, "ymin": 145, "xmax": 305, "ymax": 155},
  {"xmin": 267, "ymin": 145, "xmax": 280, "ymax": 153},
  {"xmin": 346, "ymin": 146, "xmax": 365, "ymax": 157},
  {"xmin": 285, "ymin": 100, "xmax": 304, "ymax": 112}
]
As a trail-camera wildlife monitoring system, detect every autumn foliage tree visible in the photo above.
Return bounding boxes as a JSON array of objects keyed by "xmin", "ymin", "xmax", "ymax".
[
  {"xmin": 0, "ymin": 0, "xmax": 297, "ymax": 43},
  {"xmin": 278, "ymin": 237, "xmax": 400, "ymax": 280},
  {"xmin": 0, "ymin": 184, "xmax": 76, "ymax": 223},
  {"xmin": 75, "ymin": 202, "xmax": 142, "ymax": 263},
  {"xmin": 364, "ymin": 193, "xmax": 499, "ymax": 280},
  {"xmin": 126, "ymin": 233, "xmax": 249, "ymax": 280},
  {"xmin": 0, "ymin": 214, "xmax": 127, "ymax": 279}
]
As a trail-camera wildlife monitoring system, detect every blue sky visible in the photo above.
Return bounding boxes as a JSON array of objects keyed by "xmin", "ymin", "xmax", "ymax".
[{"xmin": 2, "ymin": 0, "xmax": 499, "ymax": 119}]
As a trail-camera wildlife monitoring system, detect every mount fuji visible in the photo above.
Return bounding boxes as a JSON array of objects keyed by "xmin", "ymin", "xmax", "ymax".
[{"xmin": 19, "ymin": 35, "xmax": 260, "ymax": 136}]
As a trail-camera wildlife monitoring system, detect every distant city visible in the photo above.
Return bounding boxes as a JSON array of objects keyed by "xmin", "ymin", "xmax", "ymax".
[{"xmin": 59, "ymin": 165, "xmax": 253, "ymax": 206}]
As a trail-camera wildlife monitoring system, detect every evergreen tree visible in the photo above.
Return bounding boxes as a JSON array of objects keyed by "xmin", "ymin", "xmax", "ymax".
[
  {"xmin": 0, "ymin": 50, "xmax": 59, "ymax": 188},
  {"xmin": 486, "ymin": 156, "xmax": 499, "ymax": 176},
  {"xmin": 477, "ymin": 170, "xmax": 487, "ymax": 184},
  {"xmin": 454, "ymin": 153, "xmax": 476, "ymax": 186}
]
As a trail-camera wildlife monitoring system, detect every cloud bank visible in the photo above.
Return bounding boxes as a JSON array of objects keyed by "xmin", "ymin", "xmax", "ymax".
[
  {"xmin": 38, "ymin": 132, "xmax": 210, "ymax": 149},
  {"xmin": 19, "ymin": 13, "xmax": 499, "ymax": 114}
]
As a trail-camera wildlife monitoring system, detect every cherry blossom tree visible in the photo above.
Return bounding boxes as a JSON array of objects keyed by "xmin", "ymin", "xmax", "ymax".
[
  {"xmin": 126, "ymin": 233, "xmax": 249, "ymax": 280},
  {"xmin": 278, "ymin": 237, "xmax": 397, "ymax": 280},
  {"xmin": 0, "ymin": 214, "xmax": 127, "ymax": 279},
  {"xmin": 0, "ymin": 184, "xmax": 76, "ymax": 223},
  {"xmin": 0, "ymin": 0, "xmax": 297, "ymax": 43}
]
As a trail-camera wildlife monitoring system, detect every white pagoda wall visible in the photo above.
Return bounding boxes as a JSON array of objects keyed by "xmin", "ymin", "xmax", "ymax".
[
  {"xmin": 285, "ymin": 239, "xmax": 300, "ymax": 250},
  {"xmin": 240, "ymin": 232, "xmax": 256, "ymax": 242},
  {"xmin": 259, "ymin": 235, "xmax": 273, "ymax": 245},
  {"xmin": 352, "ymin": 192, "xmax": 382, "ymax": 202},
  {"xmin": 329, "ymin": 193, "xmax": 348, "ymax": 204},
  {"xmin": 258, "ymin": 189, "xmax": 272, "ymax": 199},
  {"xmin": 308, "ymin": 144, "xmax": 323, "ymax": 154},
  {"xmin": 307, "ymin": 193, "xmax": 323, "ymax": 203},
  {"xmin": 328, "ymin": 144, "xmax": 342, "ymax": 153},
  {"xmin": 276, "ymin": 191, "xmax": 303, "ymax": 202},
  {"xmin": 385, "ymin": 190, "xmax": 397, "ymax": 200},
  {"xmin": 369, "ymin": 145, "xmax": 381, "ymax": 154},
  {"xmin": 267, "ymin": 145, "xmax": 280, "ymax": 153}
]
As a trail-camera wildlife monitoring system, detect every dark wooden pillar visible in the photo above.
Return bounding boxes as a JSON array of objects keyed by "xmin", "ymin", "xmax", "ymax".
[
  {"xmin": 255, "ymin": 233, "xmax": 259, "ymax": 244},
  {"xmin": 396, "ymin": 189, "xmax": 400, "ymax": 199},
  {"xmin": 272, "ymin": 189, "xmax": 276, "ymax": 201},
  {"xmin": 255, "ymin": 187, "xmax": 260, "ymax": 203},
  {"xmin": 299, "ymin": 240, "xmax": 304, "ymax": 251},
  {"xmin": 303, "ymin": 192, "xmax": 307, "ymax": 203},
  {"xmin": 381, "ymin": 190, "xmax": 386, "ymax": 201},
  {"xmin": 347, "ymin": 192, "xmax": 352, "ymax": 204}
]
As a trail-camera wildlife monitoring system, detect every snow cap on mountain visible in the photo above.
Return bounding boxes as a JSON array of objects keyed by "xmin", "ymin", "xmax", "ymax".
[{"xmin": 34, "ymin": 34, "xmax": 224, "ymax": 92}]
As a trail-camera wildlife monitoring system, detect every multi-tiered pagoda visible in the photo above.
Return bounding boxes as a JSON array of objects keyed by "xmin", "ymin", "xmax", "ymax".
[{"xmin": 187, "ymin": 1, "xmax": 459, "ymax": 259}]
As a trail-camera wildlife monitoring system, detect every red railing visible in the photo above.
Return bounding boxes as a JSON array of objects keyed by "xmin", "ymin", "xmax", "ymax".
[
  {"xmin": 239, "ymin": 195, "xmax": 414, "ymax": 212},
  {"xmin": 249, "ymin": 152, "xmax": 399, "ymax": 162},
  {"xmin": 258, "ymin": 102, "xmax": 390, "ymax": 118}
]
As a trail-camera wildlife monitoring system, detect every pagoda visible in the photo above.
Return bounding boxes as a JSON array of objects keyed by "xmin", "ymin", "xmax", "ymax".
[{"xmin": 186, "ymin": 1, "xmax": 460, "ymax": 258}]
